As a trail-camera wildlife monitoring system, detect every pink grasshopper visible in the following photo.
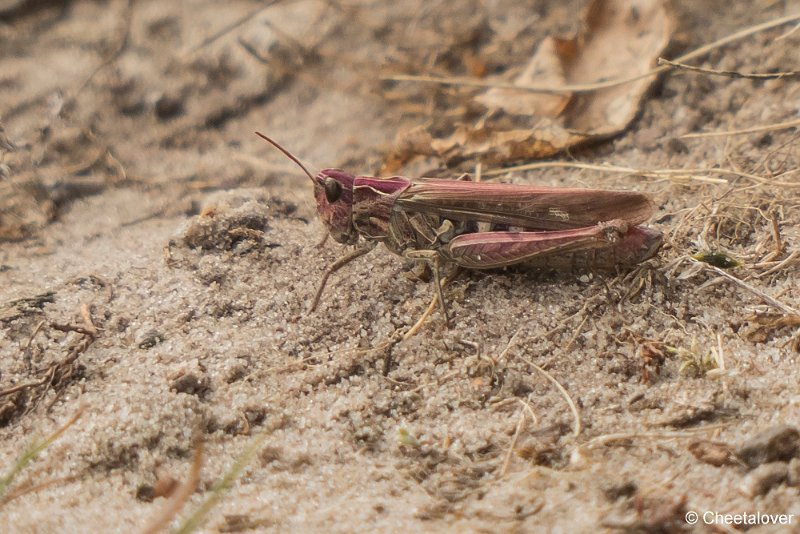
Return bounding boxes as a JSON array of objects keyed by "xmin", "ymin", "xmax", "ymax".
[{"xmin": 256, "ymin": 133, "xmax": 662, "ymax": 320}]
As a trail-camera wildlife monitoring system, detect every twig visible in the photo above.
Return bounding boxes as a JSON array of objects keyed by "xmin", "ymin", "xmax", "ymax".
[
  {"xmin": 184, "ymin": 0, "xmax": 283, "ymax": 56},
  {"xmin": 383, "ymin": 13, "xmax": 800, "ymax": 94},
  {"xmin": 485, "ymin": 161, "xmax": 800, "ymax": 188},
  {"xmin": 690, "ymin": 258, "xmax": 799, "ymax": 315},
  {"xmin": 545, "ymin": 299, "xmax": 594, "ymax": 340},
  {"xmin": 776, "ymin": 21, "xmax": 800, "ymax": 40},
  {"xmin": 0, "ymin": 475, "xmax": 80, "ymax": 508},
  {"xmin": 564, "ymin": 315, "xmax": 590, "ymax": 352},
  {"xmin": 80, "ymin": 303, "xmax": 98, "ymax": 338},
  {"xmin": 402, "ymin": 291, "xmax": 440, "ymax": 342},
  {"xmin": 50, "ymin": 323, "xmax": 96, "ymax": 337},
  {"xmin": 140, "ymin": 438, "xmax": 204, "ymax": 534},
  {"xmin": 715, "ymin": 333, "xmax": 726, "ymax": 372},
  {"xmin": 500, "ymin": 407, "xmax": 527, "ymax": 478},
  {"xmin": 521, "ymin": 357, "xmax": 581, "ymax": 437},
  {"xmin": 65, "ymin": 0, "xmax": 134, "ymax": 111},
  {"xmin": 767, "ymin": 211, "xmax": 784, "ymax": 261},
  {"xmin": 754, "ymin": 249, "xmax": 800, "ymax": 279},
  {"xmin": 22, "ymin": 321, "xmax": 46, "ymax": 372},
  {"xmin": 658, "ymin": 57, "xmax": 800, "ymax": 80},
  {"xmin": 681, "ymin": 118, "xmax": 800, "ymax": 139},
  {"xmin": 494, "ymin": 328, "xmax": 522, "ymax": 365},
  {"xmin": 582, "ymin": 424, "xmax": 730, "ymax": 450},
  {"xmin": 0, "ymin": 378, "xmax": 49, "ymax": 398},
  {"xmin": 401, "ymin": 273, "xmax": 456, "ymax": 342}
]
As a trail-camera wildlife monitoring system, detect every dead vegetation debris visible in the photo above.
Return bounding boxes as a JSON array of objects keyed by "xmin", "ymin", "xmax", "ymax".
[{"xmin": 0, "ymin": 303, "xmax": 97, "ymax": 426}]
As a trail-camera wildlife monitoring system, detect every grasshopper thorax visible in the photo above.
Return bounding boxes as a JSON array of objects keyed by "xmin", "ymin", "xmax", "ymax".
[{"xmin": 314, "ymin": 169, "xmax": 359, "ymax": 245}]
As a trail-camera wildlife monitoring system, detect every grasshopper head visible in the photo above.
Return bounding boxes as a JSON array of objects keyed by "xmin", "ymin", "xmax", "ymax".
[
  {"xmin": 313, "ymin": 169, "xmax": 359, "ymax": 244},
  {"xmin": 254, "ymin": 133, "xmax": 360, "ymax": 244}
]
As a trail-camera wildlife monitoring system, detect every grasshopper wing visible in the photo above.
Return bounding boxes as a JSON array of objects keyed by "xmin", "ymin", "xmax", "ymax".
[{"xmin": 395, "ymin": 179, "xmax": 655, "ymax": 231}]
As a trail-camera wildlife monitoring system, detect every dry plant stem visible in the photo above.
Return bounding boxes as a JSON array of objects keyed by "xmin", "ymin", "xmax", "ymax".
[
  {"xmin": 769, "ymin": 211, "xmax": 784, "ymax": 260},
  {"xmin": 80, "ymin": 303, "xmax": 98, "ymax": 337},
  {"xmin": 383, "ymin": 13, "xmax": 800, "ymax": 94},
  {"xmin": 22, "ymin": 320, "xmax": 46, "ymax": 371},
  {"xmin": 0, "ymin": 407, "xmax": 84, "ymax": 501},
  {"xmin": 0, "ymin": 475, "xmax": 79, "ymax": 508},
  {"xmin": 401, "ymin": 273, "xmax": 453, "ymax": 342},
  {"xmin": 691, "ymin": 259, "xmax": 799, "ymax": 315},
  {"xmin": 564, "ymin": 315, "xmax": 589, "ymax": 352},
  {"xmin": 140, "ymin": 440, "xmax": 204, "ymax": 534},
  {"xmin": 500, "ymin": 408, "xmax": 528, "ymax": 478},
  {"xmin": 777, "ymin": 21, "xmax": 800, "ymax": 39},
  {"xmin": 67, "ymin": 0, "xmax": 134, "ymax": 110},
  {"xmin": 494, "ymin": 328, "xmax": 523, "ymax": 365},
  {"xmin": 172, "ymin": 430, "xmax": 271, "ymax": 534},
  {"xmin": 658, "ymin": 57, "xmax": 800, "ymax": 80},
  {"xmin": 521, "ymin": 357, "xmax": 581, "ymax": 437},
  {"xmin": 184, "ymin": 0, "xmax": 283, "ymax": 56},
  {"xmin": 0, "ymin": 378, "xmax": 49, "ymax": 398},
  {"xmin": 715, "ymin": 333, "xmax": 726, "ymax": 373},
  {"xmin": 486, "ymin": 160, "xmax": 800, "ymax": 188},
  {"xmin": 545, "ymin": 297, "xmax": 598, "ymax": 340},
  {"xmin": 755, "ymin": 249, "xmax": 800, "ymax": 279},
  {"xmin": 582, "ymin": 424, "xmax": 730, "ymax": 450},
  {"xmin": 681, "ymin": 118, "xmax": 800, "ymax": 139}
]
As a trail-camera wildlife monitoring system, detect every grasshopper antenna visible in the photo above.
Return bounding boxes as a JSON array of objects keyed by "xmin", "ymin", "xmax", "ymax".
[{"xmin": 255, "ymin": 132, "xmax": 315, "ymax": 181}]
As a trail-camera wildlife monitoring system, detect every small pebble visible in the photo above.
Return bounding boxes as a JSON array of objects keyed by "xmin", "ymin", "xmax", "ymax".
[
  {"xmin": 736, "ymin": 425, "xmax": 799, "ymax": 468},
  {"xmin": 688, "ymin": 440, "xmax": 737, "ymax": 467},
  {"xmin": 740, "ymin": 462, "xmax": 788, "ymax": 497}
]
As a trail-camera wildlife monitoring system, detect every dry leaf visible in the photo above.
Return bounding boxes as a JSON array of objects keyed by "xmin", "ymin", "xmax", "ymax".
[
  {"xmin": 387, "ymin": 0, "xmax": 672, "ymax": 169},
  {"xmin": 563, "ymin": 0, "xmax": 672, "ymax": 136},
  {"xmin": 430, "ymin": 120, "xmax": 584, "ymax": 165},
  {"xmin": 476, "ymin": 37, "xmax": 571, "ymax": 117}
]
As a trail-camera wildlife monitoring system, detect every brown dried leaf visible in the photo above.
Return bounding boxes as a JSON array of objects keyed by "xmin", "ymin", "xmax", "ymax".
[
  {"xmin": 430, "ymin": 120, "xmax": 584, "ymax": 165},
  {"xmin": 475, "ymin": 37, "xmax": 571, "ymax": 117},
  {"xmin": 381, "ymin": 125, "xmax": 435, "ymax": 175},
  {"xmin": 388, "ymin": 0, "xmax": 672, "ymax": 169},
  {"xmin": 563, "ymin": 0, "xmax": 672, "ymax": 136}
]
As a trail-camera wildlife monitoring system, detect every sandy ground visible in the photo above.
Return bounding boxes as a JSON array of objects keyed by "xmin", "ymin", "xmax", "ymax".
[{"xmin": 1, "ymin": 1, "xmax": 799, "ymax": 532}]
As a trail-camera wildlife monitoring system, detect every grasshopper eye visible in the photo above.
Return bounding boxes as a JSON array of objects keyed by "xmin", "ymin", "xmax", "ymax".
[{"xmin": 324, "ymin": 177, "xmax": 342, "ymax": 203}]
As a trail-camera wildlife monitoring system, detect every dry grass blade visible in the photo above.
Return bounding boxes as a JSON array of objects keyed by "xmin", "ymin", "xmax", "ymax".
[
  {"xmin": 401, "ymin": 273, "xmax": 455, "ymax": 342},
  {"xmin": 171, "ymin": 430, "xmax": 271, "ymax": 534},
  {"xmin": 183, "ymin": 0, "xmax": 283, "ymax": 56},
  {"xmin": 141, "ymin": 440, "xmax": 204, "ymax": 534},
  {"xmin": 658, "ymin": 58, "xmax": 800, "ymax": 80},
  {"xmin": 0, "ymin": 407, "xmax": 83, "ymax": 502},
  {"xmin": 681, "ymin": 118, "xmax": 800, "ymax": 139},
  {"xmin": 582, "ymin": 424, "xmax": 731, "ymax": 450},
  {"xmin": 521, "ymin": 357, "xmax": 581, "ymax": 437},
  {"xmin": 485, "ymin": 161, "xmax": 800, "ymax": 188},
  {"xmin": 500, "ymin": 406, "xmax": 528, "ymax": 478},
  {"xmin": 691, "ymin": 259, "xmax": 799, "ymax": 315}
]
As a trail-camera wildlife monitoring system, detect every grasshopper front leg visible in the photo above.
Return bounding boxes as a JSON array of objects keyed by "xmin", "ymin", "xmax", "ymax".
[{"xmin": 311, "ymin": 241, "xmax": 377, "ymax": 312}]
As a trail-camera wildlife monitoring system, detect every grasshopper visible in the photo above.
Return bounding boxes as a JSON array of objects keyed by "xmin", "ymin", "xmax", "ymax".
[{"xmin": 256, "ymin": 133, "xmax": 662, "ymax": 320}]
